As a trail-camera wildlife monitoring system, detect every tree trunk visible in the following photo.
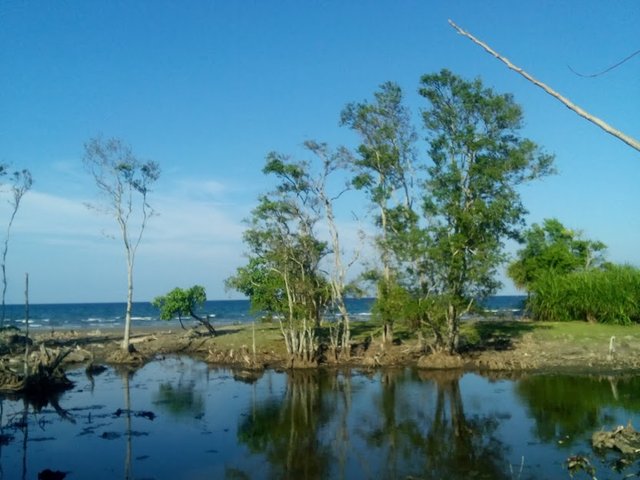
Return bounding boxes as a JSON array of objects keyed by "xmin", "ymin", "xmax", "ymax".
[
  {"xmin": 382, "ymin": 322, "xmax": 394, "ymax": 345},
  {"xmin": 122, "ymin": 258, "xmax": 133, "ymax": 352},
  {"xmin": 191, "ymin": 311, "xmax": 216, "ymax": 335},
  {"xmin": 446, "ymin": 303, "xmax": 459, "ymax": 354}
]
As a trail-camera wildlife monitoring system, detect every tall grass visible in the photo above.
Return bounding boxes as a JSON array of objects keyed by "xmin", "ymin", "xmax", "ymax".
[{"xmin": 528, "ymin": 264, "xmax": 640, "ymax": 324}]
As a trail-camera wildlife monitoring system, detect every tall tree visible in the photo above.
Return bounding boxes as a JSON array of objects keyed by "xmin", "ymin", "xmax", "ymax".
[
  {"xmin": 83, "ymin": 137, "xmax": 160, "ymax": 352},
  {"xmin": 340, "ymin": 81, "xmax": 418, "ymax": 344},
  {"xmin": 419, "ymin": 69, "xmax": 554, "ymax": 353},
  {"xmin": 0, "ymin": 168, "xmax": 32, "ymax": 326},
  {"xmin": 303, "ymin": 140, "xmax": 355, "ymax": 359},
  {"xmin": 227, "ymin": 153, "xmax": 329, "ymax": 365}
]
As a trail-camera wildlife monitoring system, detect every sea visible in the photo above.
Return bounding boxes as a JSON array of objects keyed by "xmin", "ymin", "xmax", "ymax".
[{"xmin": 0, "ymin": 295, "xmax": 526, "ymax": 330}]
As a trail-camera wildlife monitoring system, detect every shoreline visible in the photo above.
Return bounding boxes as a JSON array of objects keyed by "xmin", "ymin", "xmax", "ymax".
[{"xmin": 10, "ymin": 319, "xmax": 640, "ymax": 375}]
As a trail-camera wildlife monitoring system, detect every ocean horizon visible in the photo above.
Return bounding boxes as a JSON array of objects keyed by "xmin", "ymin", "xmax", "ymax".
[{"xmin": 0, "ymin": 295, "xmax": 526, "ymax": 330}]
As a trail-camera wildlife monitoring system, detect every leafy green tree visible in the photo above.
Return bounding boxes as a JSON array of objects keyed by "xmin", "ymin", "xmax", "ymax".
[
  {"xmin": 507, "ymin": 218, "xmax": 607, "ymax": 291},
  {"xmin": 340, "ymin": 81, "xmax": 419, "ymax": 344},
  {"xmin": 418, "ymin": 69, "xmax": 555, "ymax": 353},
  {"xmin": 226, "ymin": 154, "xmax": 329, "ymax": 364},
  {"xmin": 152, "ymin": 285, "xmax": 215, "ymax": 334},
  {"xmin": 84, "ymin": 136, "xmax": 160, "ymax": 352}
]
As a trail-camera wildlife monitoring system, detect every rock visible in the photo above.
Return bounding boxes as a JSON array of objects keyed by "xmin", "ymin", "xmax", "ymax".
[
  {"xmin": 86, "ymin": 363, "xmax": 107, "ymax": 375},
  {"xmin": 64, "ymin": 347, "xmax": 93, "ymax": 363},
  {"xmin": 38, "ymin": 469, "xmax": 67, "ymax": 480}
]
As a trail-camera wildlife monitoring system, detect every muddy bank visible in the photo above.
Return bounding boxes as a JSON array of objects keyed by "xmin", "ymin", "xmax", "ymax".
[{"xmin": 3, "ymin": 322, "xmax": 637, "ymax": 374}]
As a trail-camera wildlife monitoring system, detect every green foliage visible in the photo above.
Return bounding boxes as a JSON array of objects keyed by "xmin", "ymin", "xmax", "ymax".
[
  {"xmin": 508, "ymin": 218, "xmax": 607, "ymax": 291},
  {"xmin": 226, "ymin": 154, "xmax": 330, "ymax": 360},
  {"xmin": 152, "ymin": 285, "xmax": 216, "ymax": 334},
  {"xmin": 225, "ymin": 257, "xmax": 288, "ymax": 317},
  {"xmin": 529, "ymin": 264, "xmax": 640, "ymax": 324},
  {"xmin": 417, "ymin": 69, "xmax": 554, "ymax": 352},
  {"xmin": 153, "ymin": 285, "xmax": 206, "ymax": 320},
  {"xmin": 341, "ymin": 82, "xmax": 419, "ymax": 340}
]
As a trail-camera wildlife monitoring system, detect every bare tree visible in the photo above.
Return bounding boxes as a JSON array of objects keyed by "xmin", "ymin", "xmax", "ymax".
[
  {"xmin": 305, "ymin": 140, "xmax": 360, "ymax": 359},
  {"xmin": 448, "ymin": 20, "xmax": 640, "ymax": 153},
  {"xmin": 83, "ymin": 137, "xmax": 160, "ymax": 352},
  {"xmin": 0, "ymin": 168, "xmax": 32, "ymax": 327}
]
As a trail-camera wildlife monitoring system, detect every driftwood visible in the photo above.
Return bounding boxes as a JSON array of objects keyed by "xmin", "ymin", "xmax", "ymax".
[
  {"xmin": 592, "ymin": 423, "xmax": 640, "ymax": 455},
  {"xmin": 0, "ymin": 344, "xmax": 73, "ymax": 394},
  {"xmin": 448, "ymin": 20, "xmax": 640, "ymax": 153}
]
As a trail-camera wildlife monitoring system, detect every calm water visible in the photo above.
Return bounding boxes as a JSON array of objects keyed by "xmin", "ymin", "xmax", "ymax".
[
  {"xmin": 0, "ymin": 357, "xmax": 637, "ymax": 479},
  {"xmin": 2, "ymin": 296, "xmax": 526, "ymax": 330}
]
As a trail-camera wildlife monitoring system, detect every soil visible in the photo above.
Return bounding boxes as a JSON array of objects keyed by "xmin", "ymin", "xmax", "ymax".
[{"xmin": 6, "ymin": 321, "xmax": 640, "ymax": 374}]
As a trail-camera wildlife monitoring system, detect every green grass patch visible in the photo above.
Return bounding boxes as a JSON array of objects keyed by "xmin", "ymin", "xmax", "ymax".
[
  {"xmin": 461, "ymin": 319, "xmax": 640, "ymax": 352},
  {"xmin": 212, "ymin": 318, "xmax": 640, "ymax": 356}
]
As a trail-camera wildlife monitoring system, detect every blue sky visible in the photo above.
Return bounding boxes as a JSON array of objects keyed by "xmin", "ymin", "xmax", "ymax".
[{"xmin": 0, "ymin": 0, "xmax": 638, "ymax": 303}]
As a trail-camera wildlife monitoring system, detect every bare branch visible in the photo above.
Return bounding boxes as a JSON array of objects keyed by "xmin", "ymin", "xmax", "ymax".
[{"xmin": 448, "ymin": 19, "xmax": 640, "ymax": 153}]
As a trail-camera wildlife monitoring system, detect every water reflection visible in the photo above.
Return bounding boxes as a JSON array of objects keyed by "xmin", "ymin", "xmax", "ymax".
[
  {"xmin": 0, "ymin": 387, "xmax": 73, "ymax": 480},
  {"xmin": 234, "ymin": 369, "xmax": 511, "ymax": 479},
  {"xmin": 516, "ymin": 375, "xmax": 640, "ymax": 447},
  {"xmin": 0, "ymin": 358, "xmax": 639, "ymax": 479},
  {"xmin": 237, "ymin": 371, "xmax": 333, "ymax": 479},
  {"xmin": 356, "ymin": 370, "xmax": 510, "ymax": 480}
]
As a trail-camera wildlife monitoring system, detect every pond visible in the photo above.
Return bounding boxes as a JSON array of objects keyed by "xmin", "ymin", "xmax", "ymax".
[{"xmin": 0, "ymin": 357, "xmax": 638, "ymax": 479}]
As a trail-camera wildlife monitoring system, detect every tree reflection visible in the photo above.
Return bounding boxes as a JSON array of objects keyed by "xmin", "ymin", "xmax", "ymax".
[
  {"xmin": 234, "ymin": 368, "xmax": 511, "ymax": 480},
  {"xmin": 116, "ymin": 368, "xmax": 134, "ymax": 480},
  {"xmin": 363, "ymin": 369, "xmax": 510, "ymax": 479},
  {"xmin": 152, "ymin": 359, "xmax": 207, "ymax": 420},
  {"xmin": 153, "ymin": 382, "xmax": 204, "ymax": 419},
  {"xmin": 236, "ymin": 370, "xmax": 333, "ymax": 479},
  {"xmin": 0, "ymin": 388, "xmax": 73, "ymax": 480},
  {"xmin": 516, "ymin": 375, "xmax": 640, "ymax": 446}
]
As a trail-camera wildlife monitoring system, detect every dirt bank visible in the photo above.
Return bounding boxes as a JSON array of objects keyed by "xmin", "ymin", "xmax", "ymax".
[{"xmin": 7, "ymin": 319, "xmax": 640, "ymax": 374}]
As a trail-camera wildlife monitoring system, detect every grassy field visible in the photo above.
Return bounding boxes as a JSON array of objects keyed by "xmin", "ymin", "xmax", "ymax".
[{"xmin": 211, "ymin": 318, "xmax": 640, "ymax": 358}]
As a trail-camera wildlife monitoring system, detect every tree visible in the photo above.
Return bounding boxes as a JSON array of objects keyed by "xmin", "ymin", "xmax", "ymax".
[
  {"xmin": 227, "ymin": 153, "xmax": 329, "ymax": 365},
  {"xmin": 83, "ymin": 137, "xmax": 160, "ymax": 352},
  {"xmin": 302, "ymin": 140, "xmax": 356, "ymax": 359},
  {"xmin": 507, "ymin": 218, "xmax": 607, "ymax": 291},
  {"xmin": 152, "ymin": 285, "xmax": 216, "ymax": 335},
  {"xmin": 418, "ymin": 69, "xmax": 554, "ymax": 353},
  {"xmin": 340, "ymin": 81, "xmax": 419, "ymax": 344},
  {"xmin": 0, "ymin": 168, "xmax": 32, "ymax": 326}
]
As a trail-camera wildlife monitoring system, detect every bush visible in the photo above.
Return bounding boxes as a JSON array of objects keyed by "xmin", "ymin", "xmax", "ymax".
[{"xmin": 528, "ymin": 265, "xmax": 640, "ymax": 324}]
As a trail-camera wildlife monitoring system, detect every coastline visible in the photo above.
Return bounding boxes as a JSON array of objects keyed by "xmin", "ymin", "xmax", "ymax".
[{"xmin": 16, "ymin": 319, "xmax": 640, "ymax": 374}]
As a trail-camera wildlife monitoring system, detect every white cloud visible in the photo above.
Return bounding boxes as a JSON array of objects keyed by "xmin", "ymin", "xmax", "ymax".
[{"xmin": 0, "ymin": 176, "xmax": 252, "ymax": 302}]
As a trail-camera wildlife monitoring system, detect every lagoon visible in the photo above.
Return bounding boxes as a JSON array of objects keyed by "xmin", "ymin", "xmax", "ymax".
[{"xmin": 1, "ymin": 357, "xmax": 636, "ymax": 479}]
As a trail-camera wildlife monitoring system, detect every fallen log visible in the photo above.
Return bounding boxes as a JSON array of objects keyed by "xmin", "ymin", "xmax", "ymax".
[{"xmin": 592, "ymin": 423, "xmax": 640, "ymax": 455}]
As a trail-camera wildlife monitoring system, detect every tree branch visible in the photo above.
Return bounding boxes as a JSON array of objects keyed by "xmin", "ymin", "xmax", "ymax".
[{"xmin": 448, "ymin": 19, "xmax": 640, "ymax": 153}]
